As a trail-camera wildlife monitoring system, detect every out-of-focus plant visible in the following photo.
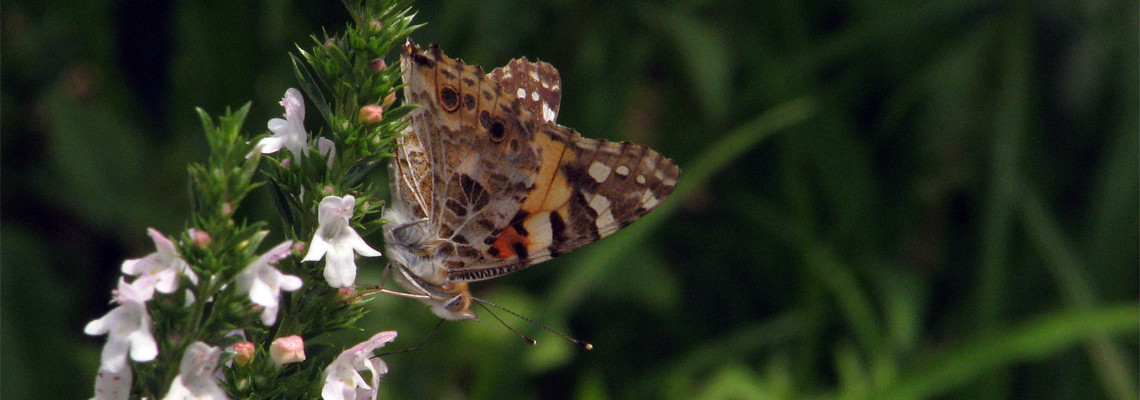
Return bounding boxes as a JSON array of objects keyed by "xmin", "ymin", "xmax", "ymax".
[{"xmin": 83, "ymin": 1, "xmax": 418, "ymax": 398}]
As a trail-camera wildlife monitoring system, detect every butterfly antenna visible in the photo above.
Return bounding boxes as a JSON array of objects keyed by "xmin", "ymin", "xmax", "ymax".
[
  {"xmin": 378, "ymin": 318, "xmax": 445, "ymax": 357},
  {"xmin": 473, "ymin": 297, "xmax": 593, "ymax": 350},
  {"xmin": 475, "ymin": 301, "xmax": 537, "ymax": 346}
]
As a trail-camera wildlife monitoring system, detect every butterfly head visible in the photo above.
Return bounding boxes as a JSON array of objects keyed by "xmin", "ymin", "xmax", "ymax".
[{"xmin": 383, "ymin": 207, "xmax": 479, "ymax": 321}]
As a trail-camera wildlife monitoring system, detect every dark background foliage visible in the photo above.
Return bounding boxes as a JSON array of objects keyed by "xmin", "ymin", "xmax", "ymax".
[{"xmin": 2, "ymin": 0, "xmax": 1137, "ymax": 399}]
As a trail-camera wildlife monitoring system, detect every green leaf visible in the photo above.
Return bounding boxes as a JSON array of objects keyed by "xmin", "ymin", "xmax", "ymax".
[
  {"xmin": 291, "ymin": 53, "xmax": 334, "ymax": 127},
  {"xmin": 879, "ymin": 305, "xmax": 1140, "ymax": 399}
]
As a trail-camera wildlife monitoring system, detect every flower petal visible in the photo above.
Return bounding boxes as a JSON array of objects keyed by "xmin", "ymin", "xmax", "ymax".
[
  {"xmin": 127, "ymin": 328, "xmax": 157, "ymax": 362},
  {"xmin": 303, "ymin": 235, "xmax": 331, "ymax": 262},
  {"xmin": 92, "ymin": 366, "xmax": 132, "ymax": 400},
  {"xmin": 249, "ymin": 277, "xmax": 279, "ymax": 308},
  {"xmin": 85, "ymin": 316, "xmax": 111, "ymax": 336},
  {"xmin": 278, "ymin": 274, "xmax": 303, "ymax": 292},
  {"xmin": 255, "ymin": 136, "xmax": 286, "ymax": 155},
  {"xmin": 345, "ymin": 230, "xmax": 381, "ymax": 257},
  {"xmin": 100, "ymin": 337, "xmax": 131, "ymax": 372},
  {"xmin": 323, "ymin": 248, "xmax": 357, "ymax": 287}
]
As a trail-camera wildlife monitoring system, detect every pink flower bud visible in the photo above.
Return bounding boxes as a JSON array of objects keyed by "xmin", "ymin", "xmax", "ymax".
[
  {"xmin": 358, "ymin": 105, "xmax": 383, "ymax": 125},
  {"xmin": 381, "ymin": 92, "xmax": 397, "ymax": 108},
  {"xmin": 270, "ymin": 335, "xmax": 306, "ymax": 366},
  {"xmin": 369, "ymin": 20, "xmax": 383, "ymax": 32},
  {"xmin": 191, "ymin": 229, "xmax": 212, "ymax": 247},
  {"xmin": 336, "ymin": 286, "xmax": 355, "ymax": 302},
  {"xmin": 292, "ymin": 242, "xmax": 306, "ymax": 255},
  {"xmin": 233, "ymin": 341, "xmax": 256, "ymax": 366},
  {"xmin": 371, "ymin": 59, "xmax": 387, "ymax": 72}
]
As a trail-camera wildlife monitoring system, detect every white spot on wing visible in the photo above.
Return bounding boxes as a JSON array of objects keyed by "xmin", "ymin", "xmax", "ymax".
[
  {"xmin": 522, "ymin": 211, "xmax": 554, "ymax": 248},
  {"xmin": 640, "ymin": 189, "xmax": 659, "ymax": 209},
  {"xmin": 615, "ymin": 165, "xmax": 630, "ymax": 176},
  {"xmin": 596, "ymin": 208, "xmax": 615, "ymax": 230},
  {"xmin": 636, "ymin": 174, "xmax": 646, "ymax": 184},
  {"xmin": 588, "ymin": 193, "xmax": 611, "ymax": 214},
  {"xmin": 531, "ymin": 91, "xmax": 539, "ymax": 101},
  {"xmin": 542, "ymin": 103, "xmax": 556, "ymax": 122},
  {"xmin": 588, "ymin": 162, "xmax": 612, "ymax": 182},
  {"xmin": 588, "ymin": 194, "xmax": 615, "ymax": 229},
  {"xmin": 516, "ymin": 87, "xmax": 526, "ymax": 99}
]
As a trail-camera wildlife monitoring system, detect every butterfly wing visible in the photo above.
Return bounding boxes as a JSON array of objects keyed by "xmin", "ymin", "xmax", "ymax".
[
  {"xmin": 399, "ymin": 43, "xmax": 679, "ymax": 283},
  {"xmin": 489, "ymin": 57, "xmax": 562, "ymax": 123},
  {"xmin": 400, "ymin": 43, "xmax": 543, "ymax": 267},
  {"xmin": 388, "ymin": 124, "xmax": 434, "ymax": 220}
]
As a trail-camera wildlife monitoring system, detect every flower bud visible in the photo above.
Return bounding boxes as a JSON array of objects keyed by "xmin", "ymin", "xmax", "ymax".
[
  {"xmin": 291, "ymin": 242, "xmax": 306, "ymax": 255},
  {"xmin": 371, "ymin": 59, "xmax": 387, "ymax": 72},
  {"xmin": 191, "ymin": 229, "xmax": 212, "ymax": 247},
  {"xmin": 270, "ymin": 335, "xmax": 306, "ymax": 366},
  {"xmin": 369, "ymin": 20, "xmax": 383, "ymax": 32},
  {"xmin": 232, "ymin": 341, "xmax": 256, "ymax": 366},
  {"xmin": 358, "ymin": 105, "xmax": 383, "ymax": 125},
  {"xmin": 336, "ymin": 286, "xmax": 355, "ymax": 302},
  {"xmin": 381, "ymin": 92, "xmax": 397, "ymax": 108}
]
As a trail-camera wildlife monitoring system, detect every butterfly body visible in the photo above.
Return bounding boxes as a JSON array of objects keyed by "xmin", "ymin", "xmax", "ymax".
[{"xmin": 384, "ymin": 42, "xmax": 679, "ymax": 320}]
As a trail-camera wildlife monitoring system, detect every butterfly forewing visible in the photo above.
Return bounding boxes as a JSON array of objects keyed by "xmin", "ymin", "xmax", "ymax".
[{"xmin": 489, "ymin": 58, "xmax": 562, "ymax": 124}]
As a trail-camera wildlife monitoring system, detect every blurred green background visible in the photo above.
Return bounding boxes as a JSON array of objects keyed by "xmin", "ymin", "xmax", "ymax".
[{"xmin": 2, "ymin": 0, "xmax": 1137, "ymax": 399}]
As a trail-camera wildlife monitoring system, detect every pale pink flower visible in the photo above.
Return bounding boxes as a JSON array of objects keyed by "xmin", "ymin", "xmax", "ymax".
[
  {"xmin": 121, "ymin": 228, "xmax": 197, "ymax": 294},
  {"xmin": 321, "ymin": 331, "xmax": 397, "ymax": 400},
  {"xmin": 252, "ymin": 88, "xmax": 308, "ymax": 160},
  {"xmin": 85, "ymin": 278, "xmax": 158, "ymax": 372},
  {"xmin": 235, "ymin": 240, "xmax": 303, "ymax": 325},
  {"xmin": 162, "ymin": 342, "xmax": 227, "ymax": 400},
  {"xmin": 303, "ymin": 195, "xmax": 381, "ymax": 287}
]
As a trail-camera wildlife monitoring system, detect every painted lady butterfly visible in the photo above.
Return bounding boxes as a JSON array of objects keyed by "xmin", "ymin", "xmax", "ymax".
[{"xmin": 383, "ymin": 41, "xmax": 680, "ymax": 321}]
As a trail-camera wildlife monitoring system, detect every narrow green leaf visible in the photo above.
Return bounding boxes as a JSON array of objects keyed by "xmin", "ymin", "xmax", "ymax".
[
  {"xmin": 880, "ymin": 305, "xmax": 1140, "ymax": 399},
  {"xmin": 291, "ymin": 53, "xmax": 334, "ymax": 127}
]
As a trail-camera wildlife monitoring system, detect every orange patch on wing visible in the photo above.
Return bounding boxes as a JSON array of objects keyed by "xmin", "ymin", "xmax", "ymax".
[
  {"xmin": 489, "ymin": 226, "xmax": 530, "ymax": 259},
  {"xmin": 521, "ymin": 130, "xmax": 575, "ymax": 212}
]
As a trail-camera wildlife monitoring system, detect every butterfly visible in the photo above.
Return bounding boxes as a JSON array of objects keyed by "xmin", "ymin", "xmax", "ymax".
[{"xmin": 382, "ymin": 41, "xmax": 679, "ymax": 321}]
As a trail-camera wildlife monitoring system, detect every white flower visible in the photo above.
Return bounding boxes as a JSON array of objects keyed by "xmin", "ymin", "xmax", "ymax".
[
  {"xmin": 321, "ymin": 331, "xmax": 397, "ymax": 400},
  {"xmin": 85, "ymin": 278, "xmax": 158, "ymax": 373},
  {"xmin": 251, "ymin": 88, "xmax": 308, "ymax": 160},
  {"xmin": 162, "ymin": 342, "xmax": 228, "ymax": 400},
  {"xmin": 91, "ymin": 366, "xmax": 131, "ymax": 400},
  {"xmin": 269, "ymin": 335, "xmax": 307, "ymax": 366},
  {"xmin": 121, "ymin": 228, "xmax": 197, "ymax": 294},
  {"xmin": 303, "ymin": 195, "xmax": 381, "ymax": 287},
  {"xmin": 235, "ymin": 240, "xmax": 303, "ymax": 325}
]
